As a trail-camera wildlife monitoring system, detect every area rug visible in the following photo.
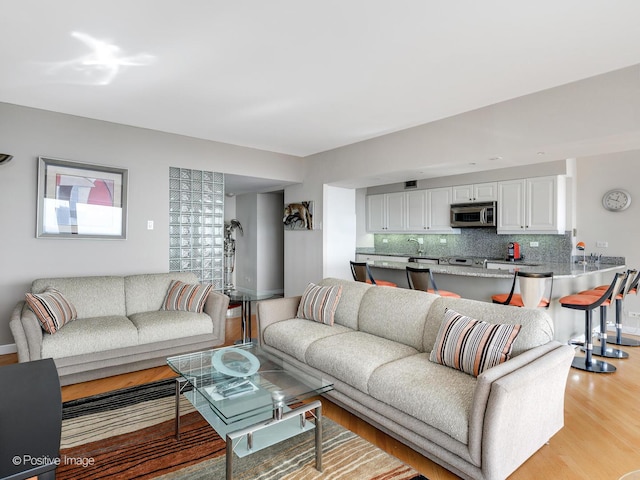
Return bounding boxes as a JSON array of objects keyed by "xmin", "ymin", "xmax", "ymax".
[{"xmin": 58, "ymin": 379, "xmax": 428, "ymax": 479}]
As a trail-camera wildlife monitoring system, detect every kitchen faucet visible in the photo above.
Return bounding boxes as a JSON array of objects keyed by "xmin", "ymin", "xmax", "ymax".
[{"xmin": 407, "ymin": 237, "xmax": 424, "ymax": 255}]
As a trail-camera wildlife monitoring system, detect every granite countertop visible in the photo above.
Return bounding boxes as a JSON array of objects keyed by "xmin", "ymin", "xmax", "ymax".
[{"xmin": 366, "ymin": 259, "xmax": 625, "ymax": 279}]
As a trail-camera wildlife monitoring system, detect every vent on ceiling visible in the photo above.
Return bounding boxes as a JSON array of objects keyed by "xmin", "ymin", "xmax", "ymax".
[{"xmin": 404, "ymin": 180, "xmax": 418, "ymax": 189}]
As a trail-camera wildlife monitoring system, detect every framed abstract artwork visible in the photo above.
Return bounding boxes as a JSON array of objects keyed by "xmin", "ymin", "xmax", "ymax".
[
  {"xmin": 283, "ymin": 201, "xmax": 313, "ymax": 230},
  {"xmin": 36, "ymin": 156, "xmax": 128, "ymax": 239}
]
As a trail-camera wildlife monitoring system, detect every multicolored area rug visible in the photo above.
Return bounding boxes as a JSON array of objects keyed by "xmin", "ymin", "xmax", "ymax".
[{"xmin": 59, "ymin": 379, "xmax": 428, "ymax": 479}]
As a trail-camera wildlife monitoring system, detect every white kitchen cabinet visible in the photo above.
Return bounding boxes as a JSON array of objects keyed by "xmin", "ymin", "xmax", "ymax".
[
  {"xmin": 497, "ymin": 176, "xmax": 565, "ymax": 234},
  {"xmin": 404, "ymin": 187, "xmax": 459, "ymax": 233},
  {"xmin": 427, "ymin": 187, "xmax": 457, "ymax": 232},
  {"xmin": 366, "ymin": 192, "xmax": 406, "ymax": 232},
  {"xmin": 355, "ymin": 254, "xmax": 409, "ymax": 264},
  {"xmin": 452, "ymin": 182, "xmax": 497, "ymax": 203},
  {"xmin": 406, "ymin": 190, "xmax": 427, "ymax": 231}
]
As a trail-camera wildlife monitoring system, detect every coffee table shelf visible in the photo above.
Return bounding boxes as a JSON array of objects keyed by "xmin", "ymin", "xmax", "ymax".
[{"xmin": 168, "ymin": 344, "xmax": 333, "ymax": 479}]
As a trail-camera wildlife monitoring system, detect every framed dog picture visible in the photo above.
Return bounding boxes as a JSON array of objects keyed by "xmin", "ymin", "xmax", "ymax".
[{"xmin": 283, "ymin": 201, "xmax": 313, "ymax": 230}]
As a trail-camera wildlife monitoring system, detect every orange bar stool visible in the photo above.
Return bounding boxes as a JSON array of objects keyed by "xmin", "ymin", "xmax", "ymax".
[
  {"xmin": 405, "ymin": 266, "xmax": 461, "ymax": 297},
  {"xmin": 592, "ymin": 269, "xmax": 640, "ymax": 347},
  {"xmin": 492, "ymin": 271, "xmax": 554, "ymax": 308},
  {"xmin": 350, "ymin": 261, "xmax": 397, "ymax": 287},
  {"xmin": 576, "ymin": 270, "xmax": 635, "ymax": 359},
  {"xmin": 559, "ymin": 272, "xmax": 626, "ymax": 373}
]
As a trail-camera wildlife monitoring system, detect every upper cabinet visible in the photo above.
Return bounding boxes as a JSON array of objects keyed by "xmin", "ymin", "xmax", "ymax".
[
  {"xmin": 497, "ymin": 176, "xmax": 566, "ymax": 234},
  {"xmin": 427, "ymin": 187, "xmax": 458, "ymax": 232},
  {"xmin": 366, "ymin": 192, "xmax": 406, "ymax": 232},
  {"xmin": 368, "ymin": 188, "xmax": 458, "ymax": 233},
  {"xmin": 452, "ymin": 182, "xmax": 497, "ymax": 203}
]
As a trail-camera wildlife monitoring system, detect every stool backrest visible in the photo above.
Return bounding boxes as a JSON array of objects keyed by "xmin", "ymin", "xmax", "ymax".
[
  {"xmin": 591, "ymin": 272, "xmax": 628, "ymax": 309},
  {"xmin": 500, "ymin": 271, "xmax": 554, "ymax": 308},
  {"xmin": 518, "ymin": 271, "xmax": 554, "ymax": 308},
  {"xmin": 406, "ymin": 266, "xmax": 441, "ymax": 294},
  {"xmin": 350, "ymin": 261, "xmax": 375, "ymax": 284},
  {"xmin": 623, "ymin": 269, "xmax": 639, "ymax": 297}
]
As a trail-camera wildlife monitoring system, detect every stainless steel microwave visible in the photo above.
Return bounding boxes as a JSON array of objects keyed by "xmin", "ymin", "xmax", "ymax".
[{"xmin": 450, "ymin": 201, "xmax": 497, "ymax": 227}]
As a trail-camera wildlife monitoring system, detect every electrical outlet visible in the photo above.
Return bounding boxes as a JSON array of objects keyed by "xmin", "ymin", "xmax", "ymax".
[
  {"xmin": 147, "ymin": 220, "xmax": 154, "ymax": 230},
  {"xmin": 417, "ymin": 238, "xmax": 424, "ymax": 244},
  {"xmin": 529, "ymin": 241, "xmax": 539, "ymax": 247},
  {"xmin": 382, "ymin": 238, "xmax": 388, "ymax": 243},
  {"xmin": 439, "ymin": 238, "xmax": 447, "ymax": 244},
  {"xmin": 596, "ymin": 241, "xmax": 608, "ymax": 248}
]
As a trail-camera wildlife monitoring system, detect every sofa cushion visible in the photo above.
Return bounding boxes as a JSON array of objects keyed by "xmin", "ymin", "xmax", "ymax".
[
  {"xmin": 41, "ymin": 316, "xmax": 138, "ymax": 358},
  {"xmin": 358, "ymin": 287, "xmax": 437, "ymax": 351},
  {"xmin": 367, "ymin": 352, "xmax": 477, "ymax": 445},
  {"xmin": 423, "ymin": 296, "xmax": 554, "ymax": 357},
  {"xmin": 128, "ymin": 310, "xmax": 213, "ymax": 344},
  {"xmin": 305, "ymin": 331, "xmax": 418, "ymax": 393},
  {"xmin": 32, "ymin": 276, "xmax": 126, "ymax": 318},
  {"xmin": 296, "ymin": 283, "xmax": 343, "ymax": 325},
  {"xmin": 263, "ymin": 318, "xmax": 353, "ymax": 363},
  {"xmin": 430, "ymin": 308, "xmax": 521, "ymax": 377},
  {"xmin": 318, "ymin": 278, "xmax": 372, "ymax": 330},
  {"xmin": 25, "ymin": 288, "xmax": 77, "ymax": 334},
  {"xmin": 161, "ymin": 280, "xmax": 212, "ymax": 313},
  {"xmin": 125, "ymin": 272, "xmax": 199, "ymax": 315}
]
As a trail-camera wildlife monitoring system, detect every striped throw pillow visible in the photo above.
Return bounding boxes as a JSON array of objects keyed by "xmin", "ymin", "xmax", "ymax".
[
  {"xmin": 430, "ymin": 308, "xmax": 521, "ymax": 377},
  {"xmin": 25, "ymin": 288, "xmax": 78, "ymax": 334},
  {"xmin": 161, "ymin": 280, "xmax": 212, "ymax": 313},
  {"xmin": 296, "ymin": 283, "xmax": 343, "ymax": 326}
]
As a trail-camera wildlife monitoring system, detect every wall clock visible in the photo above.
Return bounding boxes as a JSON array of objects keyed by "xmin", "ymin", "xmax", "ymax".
[{"xmin": 602, "ymin": 189, "xmax": 631, "ymax": 212}]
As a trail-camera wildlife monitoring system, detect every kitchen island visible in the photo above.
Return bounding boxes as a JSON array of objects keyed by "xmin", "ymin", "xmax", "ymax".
[{"xmin": 363, "ymin": 257, "xmax": 625, "ymax": 343}]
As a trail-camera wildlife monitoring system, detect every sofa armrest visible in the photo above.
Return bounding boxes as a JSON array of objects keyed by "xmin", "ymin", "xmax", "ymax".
[
  {"xmin": 9, "ymin": 302, "xmax": 44, "ymax": 362},
  {"xmin": 203, "ymin": 291, "xmax": 229, "ymax": 343},
  {"xmin": 477, "ymin": 342, "xmax": 574, "ymax": 480},
  {"xmin": 256, "ymin": 296, "xmax": 301, "ymax": 345}
]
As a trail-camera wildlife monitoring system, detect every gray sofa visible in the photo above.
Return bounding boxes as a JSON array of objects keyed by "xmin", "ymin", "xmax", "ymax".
[
  {"xmin": 257, "ymin": 278, "xmax": 574, "ymax": 480},
  {"xmin": 10, "ymin": 272, "xmax": 229, "ymax": 385}
]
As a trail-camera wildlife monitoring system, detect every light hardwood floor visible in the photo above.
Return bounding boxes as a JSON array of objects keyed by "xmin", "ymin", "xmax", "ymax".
[{"xmin": 2, "ymin": 316, "xmax": 640, "ymax": 480}]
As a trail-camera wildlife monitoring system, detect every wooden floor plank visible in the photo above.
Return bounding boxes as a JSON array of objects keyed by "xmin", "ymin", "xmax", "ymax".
[{"xmin": 3, "ymin": 315, "xmax": 640, "ymax": 479}]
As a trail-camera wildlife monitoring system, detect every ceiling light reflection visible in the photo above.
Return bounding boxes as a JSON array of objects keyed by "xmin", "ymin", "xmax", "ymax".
[{"xmin": 45, "ymin": 32, "xmax": 155, "ymax": 86}]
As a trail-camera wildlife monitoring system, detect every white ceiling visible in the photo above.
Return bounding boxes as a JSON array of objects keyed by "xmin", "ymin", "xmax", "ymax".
[{"xmin": 2, "ymin": 1, "xmax": 640, "ymax": 172}]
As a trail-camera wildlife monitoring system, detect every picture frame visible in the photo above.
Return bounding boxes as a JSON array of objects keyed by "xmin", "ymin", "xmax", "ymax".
[
  {"xmin": 37, "ymin": 156, "xmax": 128, "ymax": 239},
  {"xmin": 283, "ymin": 201, "xmax": 313, "ymax": 230}
]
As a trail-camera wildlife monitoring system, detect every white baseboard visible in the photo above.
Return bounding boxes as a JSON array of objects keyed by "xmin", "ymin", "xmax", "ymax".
[{"xmin": 0, "ymin": 343, "xmax": 17, "ymax": 355}]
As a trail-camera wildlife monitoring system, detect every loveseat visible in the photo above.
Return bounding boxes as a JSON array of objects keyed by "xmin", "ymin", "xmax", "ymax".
[
  {"xmin": 257, "ymin": 278, "xmax": 574, "ymax": 480},
  {"xmin": 10, "ymin": 272, "xmax": 229, "ymax": 385}
]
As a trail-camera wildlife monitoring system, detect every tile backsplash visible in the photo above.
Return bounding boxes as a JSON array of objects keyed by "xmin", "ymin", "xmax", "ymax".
[{"xmin": 370, "ymin": 229, "xmax": 574, "ymax": 263}]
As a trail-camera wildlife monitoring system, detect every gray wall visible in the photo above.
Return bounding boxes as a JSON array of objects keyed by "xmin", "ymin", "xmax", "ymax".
[
  {"xmin": 234, "ymin": 192, "xmax": 284, "ymax": 294},
  {"xmin": 0, "ymin": 102, "xmax": 302, "ymax": 348}
]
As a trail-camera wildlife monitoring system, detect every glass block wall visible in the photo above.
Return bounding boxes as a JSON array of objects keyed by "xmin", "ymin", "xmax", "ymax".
[{"xmin": 169, "ymin": 168, "xmax": 225, "ymax": 290}]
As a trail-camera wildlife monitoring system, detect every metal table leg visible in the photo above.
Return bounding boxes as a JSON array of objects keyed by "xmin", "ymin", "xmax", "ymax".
[{"xmin": 225, "ymin": 400, "xmax": 323, "ymax": 480}]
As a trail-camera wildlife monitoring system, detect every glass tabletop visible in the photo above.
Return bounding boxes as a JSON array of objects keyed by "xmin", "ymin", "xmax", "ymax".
[
  {"xmin": 224, "ymin": 289, "xmax": 275, "ymax": 302},
  {"xmin": 167, "ymin": 344, "xmax": 333, "ymax": 425}
]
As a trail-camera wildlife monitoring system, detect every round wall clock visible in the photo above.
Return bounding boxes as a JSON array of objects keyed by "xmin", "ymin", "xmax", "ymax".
[{"xmin": 602, "ymin": 189, "xmax": 631, "ymax": 212}]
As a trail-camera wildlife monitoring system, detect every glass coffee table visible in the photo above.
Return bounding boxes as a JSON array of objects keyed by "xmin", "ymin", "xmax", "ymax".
[{"xmin": 167, "ymin": 344, "xmax": 333, "ymax": 479}]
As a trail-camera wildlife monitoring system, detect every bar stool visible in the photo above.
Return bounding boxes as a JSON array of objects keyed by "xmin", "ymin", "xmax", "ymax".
[
  {"xmin": 591, "ymin": 269, "xmax": 640, "ymax": 347},
  {"xmin": 559, "ymin": 272, "xmax": 626, "ymax": 373},
  {"xmin": 405, "ymin": 266, "xmax": 461, "ymax": 297},
  {"xmin": 576, "ymin": 270, "xmax": 635, "ymax": 359},
  {"xmin": 491, "ymin": 271, "xmax": 554, "ymax": 308},
  {"xmin": 350, "ymin": 261, "xmax": 397, "ymax": 287}
]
